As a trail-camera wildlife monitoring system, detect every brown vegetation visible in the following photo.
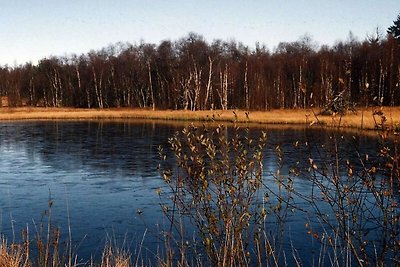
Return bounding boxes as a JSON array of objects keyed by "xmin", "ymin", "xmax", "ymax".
[
  {"xmin": 0, "ymin": 239, "xmax": 28, "ymax": 267},
  {"xmin": 0, "ymin": 107, "xmax": 399, "ymax": 131},
  {"xmin": 159, "ymin": 119, "xmax": 400, "ymax": 265},
  {"xmin": 0, "ymin": 236, "xmax": 131, "ymax": 267}
]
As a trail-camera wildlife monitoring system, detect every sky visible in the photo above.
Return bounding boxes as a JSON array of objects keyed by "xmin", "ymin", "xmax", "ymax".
[{"xmin": 0, "ymin": 0, "xmax": 399, "ymax": 66}]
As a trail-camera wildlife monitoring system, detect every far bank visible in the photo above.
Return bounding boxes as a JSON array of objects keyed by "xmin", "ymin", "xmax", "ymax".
[{"xmin": 0, "ymin": 107, "xmax": 399, "ymax": 131}]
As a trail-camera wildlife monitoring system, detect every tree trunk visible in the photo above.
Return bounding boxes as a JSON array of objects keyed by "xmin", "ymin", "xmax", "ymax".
[
  {"xmin": 204, "ymin": 57, "xmax": 213, "ymax": 109},
  {"xmin": 192, "ymin": 62, "xmax": 202, "ymax": 111},
  {"xmin": 148, "ymin": 62, "xmax": 155, "ymax": 110},
  {"xmin": 244, "ymin": 61, "xmax": 249, "ymax": 109},
  {"xmin": 92, "ymin": 66, "xmax": 104, "ymax": 108},
  {"xmin": 218, "ymin": 65, "xmax": 229, "ymax": 110}
]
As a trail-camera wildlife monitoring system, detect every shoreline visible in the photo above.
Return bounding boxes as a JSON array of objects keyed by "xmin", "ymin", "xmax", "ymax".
[{"xmin": 0, "ymin": 107, "xmax": 399, "ymax": 131}]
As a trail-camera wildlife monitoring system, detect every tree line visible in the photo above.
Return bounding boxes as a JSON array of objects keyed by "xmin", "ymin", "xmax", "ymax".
[{"xmin": 1, "ymin": 31, "xmax": 399, "ymax": 110}]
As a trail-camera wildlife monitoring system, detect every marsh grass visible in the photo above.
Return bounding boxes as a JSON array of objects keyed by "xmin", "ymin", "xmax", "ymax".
[
  {"xmin": 0, "ymin": 195, "xmax": 132, "ymax": 267},
  {"xmin": 158, "ymin": 119, "xmax": 297, "ymax": 266},
  {"xmin": 0, "ymin": 230, "xmax": 132, "ymax": 267},
  {"xmin": 0, "ymin": 237, "xmax": 30, "ymax": 267},
  {"xmin": 280, "ymin": 108, "xmax": 400, "ymax": 266},
  {"xmin": 157, "ymin": 110, "xmax": 400, "ymax": 266},
  {"xmin": 299, "ymin": 135, "xmax": 399, "ymax": 265},
  {"xmin": 1, "ymin": 107, "xmax": 400, "ymax": 130},
  {"xmin": 0, "ymin": 239, "xmax": 132, "ymax": 267},
  {"xmin": 98, "ymin": 240, "xmax": 131, "ymax": 267}
]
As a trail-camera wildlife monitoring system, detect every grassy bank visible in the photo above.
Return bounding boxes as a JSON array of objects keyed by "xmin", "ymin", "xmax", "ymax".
[{"xmin": 0, "ymin": 107, "xmax": 399, "ymax": 130}]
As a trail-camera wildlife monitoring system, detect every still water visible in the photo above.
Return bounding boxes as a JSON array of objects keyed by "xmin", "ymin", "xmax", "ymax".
[{"xmin": 0, "ymin": 121, "xmax": 384, "ymax": 264}]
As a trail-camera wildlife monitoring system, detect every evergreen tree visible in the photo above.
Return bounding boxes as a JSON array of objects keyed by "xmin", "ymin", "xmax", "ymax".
[{"xmin": 387, "ymin": 13, "xmax": 400, "ymax": 41}]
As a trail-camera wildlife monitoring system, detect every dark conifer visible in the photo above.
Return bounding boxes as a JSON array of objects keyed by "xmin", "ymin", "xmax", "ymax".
[{"xmin": 387, "ymin": 13, "xmax": 400, "ymax": 42}]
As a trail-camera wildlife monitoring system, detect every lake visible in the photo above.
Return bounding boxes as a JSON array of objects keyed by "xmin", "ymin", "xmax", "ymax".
[{"xmin": 0, "ymin": 120, "xmax": 394, "ymax": 265}]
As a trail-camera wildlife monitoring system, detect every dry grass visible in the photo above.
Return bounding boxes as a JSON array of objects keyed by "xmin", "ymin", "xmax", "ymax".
[
  {"xmin": 0, "ymin": 239, "xmax": 29, "ymax": 267},
  {"xmin": 0, "ymin": 236, "xmax": 131, "ymax": 267},
  {"xmin": 0, "ymin": 107, "xmax": 399, "ymax": 130},
  {"xmin": 99, "ymin": 244, "xmax": 131, "ymax": 267}
]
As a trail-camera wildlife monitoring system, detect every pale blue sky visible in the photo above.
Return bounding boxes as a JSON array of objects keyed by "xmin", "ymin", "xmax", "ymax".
[{"xmin": 0, "ymin": 0, "xmax": 399, "ymax": 66}]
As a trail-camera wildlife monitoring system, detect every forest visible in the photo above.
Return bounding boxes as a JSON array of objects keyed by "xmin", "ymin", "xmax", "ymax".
[{"xmin": 0, "ymin": 29, "xmax": 399, "ymax": 111}]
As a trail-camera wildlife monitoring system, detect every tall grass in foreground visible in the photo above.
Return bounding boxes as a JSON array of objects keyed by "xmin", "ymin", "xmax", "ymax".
[
  {"xmin": 158, "ymin": 111, "xmax": 400, "ymax": 266},
  {"xmin": 0, "ymin": 238, "xmax": 29, "ymax": 267},
  {"xmin": 0, "ymin": 235, "xmax": 132, "ymax": 267},
  {"xmin": 159, "ymin": 124, "xmax": 285, "ymax": 266},
  {"xmin": 0, "ymin": 197, "xmax": 132, "ymax": 267},
  {"xmin": 158, "ymin": 122, "xmax": 301, "ymax": 266}
]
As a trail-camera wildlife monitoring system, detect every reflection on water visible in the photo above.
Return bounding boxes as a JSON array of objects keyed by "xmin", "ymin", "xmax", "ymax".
[
  {"xmin": 0, "ymin": 121, "xmax": 178, "ymax": 260},
  {"xmin": 0, "ymin": 121, "xmax": 383, "ymax": 263}
]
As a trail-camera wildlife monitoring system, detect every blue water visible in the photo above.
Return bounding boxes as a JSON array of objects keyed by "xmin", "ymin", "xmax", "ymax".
[
  {"xmin": 0, "ymin": 121, "xmax": 176, "ymax": 262},
  {"xmin": 0, "ymin": 121, "xmax": 388, "ymax": 265}
]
